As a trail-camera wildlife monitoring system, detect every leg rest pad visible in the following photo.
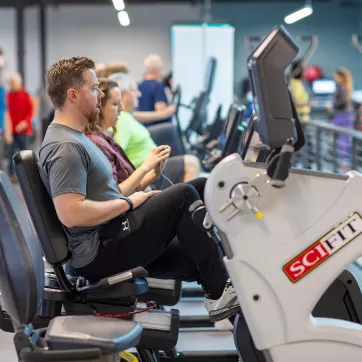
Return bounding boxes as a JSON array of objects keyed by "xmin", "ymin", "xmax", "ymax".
[{"xmin": 46, "ymin": 315, "xmax": 142, "ymax": 355}]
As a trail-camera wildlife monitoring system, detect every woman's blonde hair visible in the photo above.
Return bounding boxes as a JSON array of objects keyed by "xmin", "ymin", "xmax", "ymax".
[
  {"xmin": 336, "ymin": 67, "xmax": 353, "ymax": 101},
  {"xmin": 85, "ymin": 78, "xmax": 119, "ymax": 136}
]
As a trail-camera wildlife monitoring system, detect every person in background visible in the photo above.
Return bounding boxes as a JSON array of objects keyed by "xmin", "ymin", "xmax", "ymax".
[
  {"xmin": 107, "ymin": 62, "xmax": 129, "ymax": 77},
  {"xmin": 331, "ymin": 67, "xmax": 354, "ymax": 113},
  {"xmin": 288, "ymin": 61, "xmax": 313, "ymax": 170},
  {"xmin": 95, "ymin": 63, "xmax": 107, "ymax": 79},
  {"xmin": 0, "ymin": 49, "xmax": 6, "ymax": 171},
  {"xmin": 34, "ymin": 85, "xmax": 55, "ymax": 142},
  {"xmin": 138, "ymin": 54, "xmax": 171, "ymax": 127},
  {"xmin": 5, "ymin": 73, "xmax": 33, "ymax": 180},
  {"xmin": 0, "ymin": 48, "xmax": 7, "ymax": 84},
  {"xmin": 0, "ymin": 49, "xmax": 6, "ymax": 132},
  {"xmin": 289, "ymin": 61, "xmax": 311, "ymax": 122},
  {"xmin": 163, "ymin": 71, "xmax": 173, "ymax": 104},
  {"xmin": 329, "ymin": 67, "xmax": 355, "ymax": 170},
  {"xmin": 114, "ymin": 74, "xmax": 201, "ymax": 188},
  {"xmin": 0, "ymin": 82, "xmax": 5, "ymax": 132}
]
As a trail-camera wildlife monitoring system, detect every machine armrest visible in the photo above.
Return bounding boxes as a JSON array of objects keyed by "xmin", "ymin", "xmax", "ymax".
[
  {"xmin": 76, "ymin": 267, "xmax": 148, "ymax": 294},
  {"xmin": 20, "ymin": 348, "xmax": 101, "ymax": 361}
]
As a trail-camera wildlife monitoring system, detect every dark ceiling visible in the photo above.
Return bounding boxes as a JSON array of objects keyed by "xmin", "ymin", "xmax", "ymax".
[{"xmin": 0, "ymin": 0, "xmax": 359, "ymax": 7}]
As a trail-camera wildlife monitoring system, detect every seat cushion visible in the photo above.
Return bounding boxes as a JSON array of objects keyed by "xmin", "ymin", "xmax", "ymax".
[
  {"xmin": 85, "ymin": 278, "xmax": 149, "ymax": 300},
  {"xmin": 46, "ymin": 315, "xmax": 142, "ymax": 354}
]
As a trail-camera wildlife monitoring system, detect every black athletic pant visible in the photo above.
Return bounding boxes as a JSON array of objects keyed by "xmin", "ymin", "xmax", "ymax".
[{"xmin": 77, "ymin": 179, "xmax": 227, "ymax": 299}]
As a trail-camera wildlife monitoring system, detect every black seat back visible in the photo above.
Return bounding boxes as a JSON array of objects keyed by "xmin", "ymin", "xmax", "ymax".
[
  {"xmin": 13, "ymin": 151, "xmax": 69, "ymax": 266},
  {"xmin": 187, "ymin": 91, "xmax": 209, "ymax": 135},
  {"xmin": 222, "ymin": 106, "xmax": 246, "ymax": 158},
  {"xmin": 148, "ymin": 122, "xmax": 185, "ymax": 157},
  {"xmin": 0, "ymin": 171, "xmax": 44, "ymax": 327},
  {"xmin": 207, "ymin": 104, "xmax": 223, "ymax": 141},
  {"xmin": 172, "ymin": 85, "xmax": 186, "ymax": 154}
]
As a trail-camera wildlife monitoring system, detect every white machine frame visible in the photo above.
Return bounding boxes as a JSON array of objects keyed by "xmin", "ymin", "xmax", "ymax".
[{"xmin": 205, "ymin": 154, "xmax": 362, "ymax": 361}]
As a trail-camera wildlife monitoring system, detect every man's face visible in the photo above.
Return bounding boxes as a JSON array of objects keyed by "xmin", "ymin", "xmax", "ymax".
[{"xmin": 77, "ymin": 69, "xmax": 104, "ymax": 122}]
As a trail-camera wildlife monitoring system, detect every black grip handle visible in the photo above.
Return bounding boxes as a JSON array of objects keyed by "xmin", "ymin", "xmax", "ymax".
[
  {"xmin": 77, "ymin": 279, "xmax": 108, "ymax": 293},
  {"xmin": 271, "ymin": 146, "xmax": 293, "ymax": 187},
  {"xmin": 131, "ymin": 266, "xmax": 148, "ymax": 278},
  {"xmin": 20, "ymin": 348, "xmax": 101, "ymax": 361}
]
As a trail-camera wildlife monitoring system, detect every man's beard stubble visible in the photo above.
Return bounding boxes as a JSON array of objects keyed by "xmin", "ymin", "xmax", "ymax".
[{"xmin": 84, "ymin": 107, "xmax": 100, "ymax": 125}]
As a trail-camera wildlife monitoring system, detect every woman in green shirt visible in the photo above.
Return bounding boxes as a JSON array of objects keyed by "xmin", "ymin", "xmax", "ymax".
[{"xmin": 114, "ymin": 74, "xmax": 201, "ymax": 189}]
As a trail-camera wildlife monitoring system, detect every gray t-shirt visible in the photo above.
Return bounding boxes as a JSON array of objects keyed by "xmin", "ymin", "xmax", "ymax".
[{"xmin": 39, "ymin": 124, "xmax": 124, "ymax": 268}]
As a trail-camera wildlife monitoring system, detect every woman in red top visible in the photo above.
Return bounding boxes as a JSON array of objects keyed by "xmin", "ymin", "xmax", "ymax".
[
  {"xmin": 86, "ymin": 79, "xmax": 206, "ymax": 198},
  {"xmin": 5, "ymin": 73, "xmax": 33, "ymax": 177}
]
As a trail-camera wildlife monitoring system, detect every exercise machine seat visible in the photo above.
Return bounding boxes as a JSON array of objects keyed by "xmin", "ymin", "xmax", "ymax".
[
  {"xmin": 0, "ymin": 171, "xmax": 143, "ymax": 358},
  {"xmin": 13, "ymin": 150, "xmax": 148, "ymax": 298},
  {"xmin": 0, "ymin": 171, "xmax": 44, "ymax": 326},
  {"xmin": 46, "ymin": 315, "xmax": 142, "ymax": 354},
  {"xmin": 13, "ymin": 150, "xmax": 69, "ymax": 266},
  {"xmin": 148, "ymin": 122, "xmax": 185, "ymax": 156}
]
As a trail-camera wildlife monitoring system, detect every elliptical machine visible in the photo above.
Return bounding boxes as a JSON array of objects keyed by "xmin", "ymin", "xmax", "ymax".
[{"xmin": 193, "ymin": 25, "xmax": 362, "ymax": 362}]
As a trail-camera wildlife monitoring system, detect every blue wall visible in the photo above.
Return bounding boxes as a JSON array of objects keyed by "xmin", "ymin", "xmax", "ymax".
[{"xmin": 212, "ymin": 1, "xmax": 361, "ymax": 92}]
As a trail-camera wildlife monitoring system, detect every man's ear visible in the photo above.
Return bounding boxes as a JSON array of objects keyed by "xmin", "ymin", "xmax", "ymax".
[{"xmin": 67, "ymin": 88, "xmax": 78, "ymax": 104}]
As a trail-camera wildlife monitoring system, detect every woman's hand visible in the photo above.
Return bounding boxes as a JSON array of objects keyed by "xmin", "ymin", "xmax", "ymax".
[
  {"xmin": 154, "ymin": 159, "xmax": 166, "ymax": 176},
  {"xmin": 141, "ymin": 145, "xmax": 171, "ymax": 172}
]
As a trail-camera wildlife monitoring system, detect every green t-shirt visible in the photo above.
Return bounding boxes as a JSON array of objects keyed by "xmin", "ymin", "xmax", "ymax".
[{"xmin": 114, "ymin": 111, "xmax": 157, "ymax": 168}]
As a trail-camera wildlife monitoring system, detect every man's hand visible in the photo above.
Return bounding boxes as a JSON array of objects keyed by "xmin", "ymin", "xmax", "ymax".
[
  {"xmin": 15, "ymin": 120, "xmax": 28, "ymax": 133},
  {"xmin": 141, "ymin": 145, "xmax": 171, "ymax": 172},
  {"xmin": 129, "ymin": 190, "xmax": 161, "ymax": 209},
  {"xmin": 162, "ymin": 104, "xmax": 177, "ymax": 118}
]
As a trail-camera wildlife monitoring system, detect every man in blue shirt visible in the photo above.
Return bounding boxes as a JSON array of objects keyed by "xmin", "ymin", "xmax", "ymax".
[{"xmin": 138, "ymin": 54, "xmax": 172, "ymax": 127}]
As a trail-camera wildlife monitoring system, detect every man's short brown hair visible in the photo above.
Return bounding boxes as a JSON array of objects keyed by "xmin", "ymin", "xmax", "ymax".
[{"xmin": 46, "ymin": 56, "xmax": 95, "ymax": 109}]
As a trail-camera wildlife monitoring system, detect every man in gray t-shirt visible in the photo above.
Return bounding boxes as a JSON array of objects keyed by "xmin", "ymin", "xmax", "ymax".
[
  {"xmin": 39, "ymin": 123, "xmax": 125, "ymax": 268},
  {"xmin": 39, "ymin": 56, "xmax": 240, "ymax": 323}
]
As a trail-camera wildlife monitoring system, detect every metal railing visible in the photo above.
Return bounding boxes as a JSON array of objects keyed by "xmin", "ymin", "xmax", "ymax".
[{"xmin": 293, "ymin": 118, "xmax": 362, "ymax": 174}]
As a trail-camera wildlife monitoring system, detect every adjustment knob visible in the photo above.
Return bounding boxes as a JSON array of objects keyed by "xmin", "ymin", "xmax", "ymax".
[
  {"xmin": 231, "ymin": 183, "xmax": 259, "ymax": 212},
  {"xmin": 219, "ymin": 182, "xmax": 262, "ymax": 221}
]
